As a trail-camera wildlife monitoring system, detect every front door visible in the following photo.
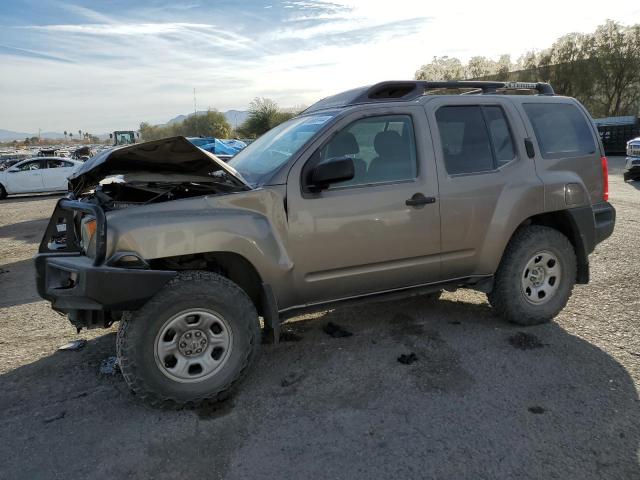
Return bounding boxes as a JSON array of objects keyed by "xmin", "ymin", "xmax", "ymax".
[
  {"xmin": 8, "ymin": 160, "xmax": 44, "ymax": 193},
  {"xmin": 285, "ymin": 107, "xmax": 441, "ymax": 305}
]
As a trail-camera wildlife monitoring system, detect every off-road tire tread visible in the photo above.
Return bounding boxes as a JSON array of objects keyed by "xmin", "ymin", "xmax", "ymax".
[
  {"xmin": 488, "ymin": 225, "xmax": 576, "ymax": 326},
  {"xmin": 116, "ymin": 270, "xmax": 260, "ymax": 409}
]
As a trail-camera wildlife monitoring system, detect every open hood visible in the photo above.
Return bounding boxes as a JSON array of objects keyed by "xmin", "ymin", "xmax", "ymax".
[{"xmin": 69, "ymin": 136, "xmax": 250, "ymax": 192}]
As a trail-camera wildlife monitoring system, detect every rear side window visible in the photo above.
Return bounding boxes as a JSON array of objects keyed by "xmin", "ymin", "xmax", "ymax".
[
  {"xmin": 435, "ymin": 105, "xmax": 515, "ymax": 175},
  {"xmin": 523, "ymin": 103, "xmax": 595, "ymax": 159}
]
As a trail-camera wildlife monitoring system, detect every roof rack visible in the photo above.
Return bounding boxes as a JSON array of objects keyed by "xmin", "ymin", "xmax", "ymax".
[
  {"xmin": 356, "ymin": 80, "xmax": 554, "ymax": 103},
  {"xmin": 304, "ymin": 80, "xmax": 555, "ymax": 113}
]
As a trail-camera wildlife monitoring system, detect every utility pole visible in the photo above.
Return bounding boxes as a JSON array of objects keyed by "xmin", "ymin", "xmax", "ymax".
[{"xmin": 193, "ymin": 88, "xmax": 197, "ymax": 117}]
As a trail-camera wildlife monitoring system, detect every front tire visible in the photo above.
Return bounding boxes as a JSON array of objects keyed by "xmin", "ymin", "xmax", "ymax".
[
  {"xmin": 488, "ymin": 226, "xmax": 576, "ymax": 326},
  {"xmin": 117, "ymin": 271, "xmax": 260, "ymax": 408},
  {"xmin": 0, "ymin": 184, "xmax": 7, "ymax": 200}
]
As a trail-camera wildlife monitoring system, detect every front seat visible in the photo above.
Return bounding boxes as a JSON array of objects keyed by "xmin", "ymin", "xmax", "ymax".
[
  {"xmin": 367, "ymin": 130, "xmax": 413, "ymax": 182},
  {"xmin": 326, "ymin": 131, "xmax": 366, "ymax": 182}
]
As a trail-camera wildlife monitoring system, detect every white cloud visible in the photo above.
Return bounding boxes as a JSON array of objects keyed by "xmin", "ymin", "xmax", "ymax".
[{"xmin": 0, "ymin": 0, "xmax": 639, "ymax": 132}]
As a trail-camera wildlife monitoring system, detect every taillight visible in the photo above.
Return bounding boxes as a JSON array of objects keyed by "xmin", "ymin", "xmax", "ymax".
[{"xmin": 601, "ymin": 156, "xmax": 609, "ymax": 202}]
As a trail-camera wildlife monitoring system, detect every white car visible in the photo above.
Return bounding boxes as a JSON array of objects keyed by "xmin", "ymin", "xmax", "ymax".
[{"xmin": 0, "ymin": 157, "xmax": 83, "ymax": 199}]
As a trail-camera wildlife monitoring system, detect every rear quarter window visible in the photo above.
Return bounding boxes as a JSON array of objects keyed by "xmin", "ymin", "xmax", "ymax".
[{"xmin": 523, "ymin": 103, "xmax": 596, "ymax": 159}]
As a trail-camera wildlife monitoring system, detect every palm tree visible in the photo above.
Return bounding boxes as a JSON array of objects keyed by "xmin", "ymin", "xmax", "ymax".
[{"xmin": 64, "ymin": 130, "xmax": 67, "ymax": 141}]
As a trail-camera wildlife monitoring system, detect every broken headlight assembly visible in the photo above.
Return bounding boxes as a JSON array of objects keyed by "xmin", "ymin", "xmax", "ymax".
[{"xmin": 80, "ymin": 215, "xmax": 97, "ymax": 258}]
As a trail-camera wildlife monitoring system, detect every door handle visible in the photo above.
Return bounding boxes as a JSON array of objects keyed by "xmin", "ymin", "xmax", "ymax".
[{"xmin": 406, "ymin": 193, "xmax": 436, "ymax": 207}]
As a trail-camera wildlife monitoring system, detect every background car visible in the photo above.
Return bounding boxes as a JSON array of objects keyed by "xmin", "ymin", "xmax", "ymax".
[
  {"xmin": 624, "ymin": 136, "xmax": 640, "ymax": 182},
  {"xmin": 0, "ymin": 157, "xmax": 82, "ymax": 199}
]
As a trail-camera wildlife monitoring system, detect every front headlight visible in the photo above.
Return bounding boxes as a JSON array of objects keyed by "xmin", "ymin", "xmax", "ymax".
[{"xmin": 80, "ymin": 216, "xmax": 97, "ymax": 257}]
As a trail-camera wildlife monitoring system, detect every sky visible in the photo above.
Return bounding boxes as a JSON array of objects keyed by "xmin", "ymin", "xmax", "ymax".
[{"xmin": 1, "ymin": 0, "xmax": 639, "ymax": 134}]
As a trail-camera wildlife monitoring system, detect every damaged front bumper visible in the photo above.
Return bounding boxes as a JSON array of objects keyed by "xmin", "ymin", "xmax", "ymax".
[{"xmin": 36, "ymin": 198, "xmax": 175, "ymax": 330}]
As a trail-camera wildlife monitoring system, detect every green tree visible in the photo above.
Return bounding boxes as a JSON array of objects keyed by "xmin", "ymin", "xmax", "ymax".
[
  {"xmin": 139, "ymin": 110, "xmax": 231, "ymax": 141},
  {"xmin": 466, "ymin": 56, "xmax": 496, "ymax": 79},
  {"xmin": 414, "ymin": 20, "xmax": 640, "ymax": 117},
  {"xmin": 237, "ymin": 98, "xmax": 296, "ymax": 138},
  {"xmin": 415, "ymin": 56, "xmax": 465, "ymax": 80},
  {"xmin": 589, "ymin": 20, "xmax": 640, "ymax": 116}
]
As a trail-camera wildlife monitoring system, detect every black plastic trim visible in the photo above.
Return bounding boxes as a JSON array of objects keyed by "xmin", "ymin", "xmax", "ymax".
[
  {"xmin": 35, "ymin": 253, "xmax": 176, "ymax": 313},
  {"xmin": 592, "ymin": 201, "xmax": 616, "ymax": 245}
]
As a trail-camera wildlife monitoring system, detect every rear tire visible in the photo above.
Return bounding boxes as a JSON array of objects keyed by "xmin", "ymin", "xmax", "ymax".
[
  {"xmin": 117, "ymin": 270, "xmax": 260, "ymax": 408},
  {"xmin": 488, "ymin": 226, "xmax": 576, "ymax": 326}
]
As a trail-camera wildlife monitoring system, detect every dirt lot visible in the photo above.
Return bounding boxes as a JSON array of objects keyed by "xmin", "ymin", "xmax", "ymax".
[{"xmin": 1, "ymin": 157, "xmax": 638, "ymax": 479}]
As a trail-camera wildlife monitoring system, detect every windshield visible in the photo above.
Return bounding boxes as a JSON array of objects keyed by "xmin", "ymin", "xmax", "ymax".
[{"xmin": 228, "ymin": 114, "xmax": 335, "ymax": 185}]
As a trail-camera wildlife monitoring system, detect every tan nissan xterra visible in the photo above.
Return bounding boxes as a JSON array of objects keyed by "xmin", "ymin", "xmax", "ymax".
[{"xmin": 36, "ymin": 81, "xmax": 615, "ymax": 407}]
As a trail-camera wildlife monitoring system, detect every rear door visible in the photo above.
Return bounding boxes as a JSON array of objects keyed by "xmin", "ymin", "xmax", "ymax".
[
  {"xmin": 426, "ymin": 96, "xmax": 544, "ymax": 278},
  {"xmin": 285, "ymin": 106, "xmax": 441, "ymax": 305},
  {"xmin": 42, "ymin": 159, "xmax": 74, "ymax": 191},
  {"xmin": 518, "ymin": 100, "xmax": 602, "ymax": 209},
  {"xmin": 6, "ymin": 160, "xmax": 45, "ymax": 193}
]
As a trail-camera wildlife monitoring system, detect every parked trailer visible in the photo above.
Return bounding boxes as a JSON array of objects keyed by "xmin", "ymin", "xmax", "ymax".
[{"xmin": 594, "ymin": 116, "xmax": 640, "ymax": 155}]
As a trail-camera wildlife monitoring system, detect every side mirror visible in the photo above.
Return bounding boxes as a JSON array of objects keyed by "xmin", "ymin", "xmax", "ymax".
[{"xmin": 307, "ymin": 157, "xmax": 355, "ymax": 191}]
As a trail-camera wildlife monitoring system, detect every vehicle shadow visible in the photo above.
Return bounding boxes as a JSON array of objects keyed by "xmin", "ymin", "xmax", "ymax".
[
  {"xmin": 0, "ymin": 295, "xmax": 638, "ymax": 479},
  {"xmin": 0, "ymin": 258, "xmax": 40, "ymax": 307},
  {"xmin": 0, "ymin": 192, "xmax": 64, "ymax": 204},
  {"xmin": 627, "ymin": 179, "xmax": 640, "ymax": 191},
  {"xmin": 0, "ymin": 217, "xmax": 49, "ymax": 245}
]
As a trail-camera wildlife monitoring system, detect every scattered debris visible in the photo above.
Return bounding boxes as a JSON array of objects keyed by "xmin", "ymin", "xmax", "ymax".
[
  {"xmin": 508, "ymin": 332, "xmax": 544, "ymax": 350},
  {"xmin": 99, "ymin": 356, "xmax": 120, "ymax": 375},
  {"xmin": 58, "ymin": 339, "xmax": 87, "ymax": 351},
  {"xmin": 281, "ymin": 372, "xmax": 305, "ymax": 387},
  {"xmin": 43, "ymin": 411, "xmax": 66, "ymax": 424},
  {"xmin": 528, "ymin": 406, "xmax": 545, "ymax": 414},
  {"xmin": 323, "ymin": 322, "xmax": 353, "ymax": 338},
  {"xmin": 397, "ymin": 353, "xmax": 418, "ymax": 365}
]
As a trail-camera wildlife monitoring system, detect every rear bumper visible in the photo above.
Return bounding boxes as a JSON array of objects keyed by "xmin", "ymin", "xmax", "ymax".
[
  {"xmin": 592, "ymin": 202, "xmax": 615, "ymax": 245},
  {"xmin": 36, "ymin": 253, "xmax": 175, "ymax": 317}
]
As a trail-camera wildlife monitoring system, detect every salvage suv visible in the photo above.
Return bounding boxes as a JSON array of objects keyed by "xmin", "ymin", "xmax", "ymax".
[{"xmin": 36, "ymin": 81, "xmax": 615, "ymax": 407}]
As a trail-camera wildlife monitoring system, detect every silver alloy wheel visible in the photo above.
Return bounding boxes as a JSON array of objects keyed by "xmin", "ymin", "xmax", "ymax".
[
  {"xmin": 154, "ymin": 308, "xmax": 233, "ymax": 383},
  {"xmin": 521, "ymin": 250, "xmax": 562, "ymax": 305}
]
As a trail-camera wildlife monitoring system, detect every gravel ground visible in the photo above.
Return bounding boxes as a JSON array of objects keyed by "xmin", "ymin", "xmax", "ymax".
[{"xmin": 0, "ymin": 157, "xmax": 638, "ymax": 479}]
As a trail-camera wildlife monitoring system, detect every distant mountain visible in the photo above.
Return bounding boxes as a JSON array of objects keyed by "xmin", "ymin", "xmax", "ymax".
[
  {"xmin": 165, "ymin": 110, "xmax": 249, "ymax": 128},
  {"xmin": 0, "ymin": 129, "xmax": 66, "ymax": 141}
]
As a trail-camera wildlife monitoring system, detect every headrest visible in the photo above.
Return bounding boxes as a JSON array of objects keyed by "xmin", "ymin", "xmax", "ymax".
[
  {"xmin": 374, "ymin": 130, "xmax": 403, "ymax": 158},
  {"xmin": 328, "ymin": 131, "xmax": 359, "ymax": 158}
]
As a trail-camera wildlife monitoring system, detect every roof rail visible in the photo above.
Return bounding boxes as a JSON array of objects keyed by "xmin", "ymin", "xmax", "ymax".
[
  {"xmin": 304, "ymin": 80, "xmax": 555, "ymax": 113},
  {"xmin": 350, "ymin": 80, "xmax": 554, "ymax": 104}
]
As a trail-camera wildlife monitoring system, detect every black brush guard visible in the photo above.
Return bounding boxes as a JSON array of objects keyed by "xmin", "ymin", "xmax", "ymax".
[{"xmin": 36, "ymin": 197, "xmax": 175, "ymax": 329}]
